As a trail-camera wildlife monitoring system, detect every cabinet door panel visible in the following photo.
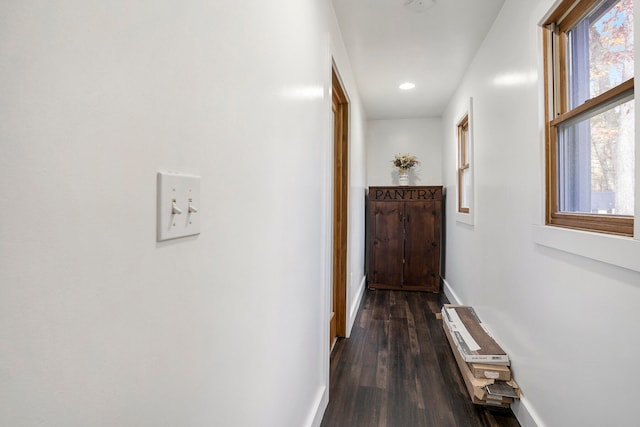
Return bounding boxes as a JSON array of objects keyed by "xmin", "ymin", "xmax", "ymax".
[
  {"xmin": 370, "ymin": 202, "xmax": 403, "ymax": 286},
  {"xmin": 403, "ymin": 201, "xmax": 439, "ymax": 290}
]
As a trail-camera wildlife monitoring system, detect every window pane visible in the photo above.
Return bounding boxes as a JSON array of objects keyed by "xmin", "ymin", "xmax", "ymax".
[
  {"xmin": 463, "ymin": 125, "xmax": 470, "ymax": 165},
  {"xmin": 567, "ymin": 0, "xmax": 634, "ymax": 108},
  {"xmin": 459, "ymin": 119, "xmax": 469, "ymax": 166},
  {"xmin": 460, "ymin": 168, "xmax": 471, "ymax": 210},
  {"xmin": 557, "ymin": 99, "xmax": 635, "ymax": 215}
]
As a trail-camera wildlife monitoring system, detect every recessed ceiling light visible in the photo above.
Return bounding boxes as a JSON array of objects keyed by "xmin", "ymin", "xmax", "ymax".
[{"xmin": 399, "ymin": 82, "xmax": 416, "ymax": 90}]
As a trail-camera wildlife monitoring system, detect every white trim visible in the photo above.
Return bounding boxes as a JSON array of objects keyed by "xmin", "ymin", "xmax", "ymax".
[
  {"xmin": 346, "ymin": 275, "xmax": 367, "ymax": 338},
  {"xmin": 512, "ymin": 397, "xmax": 544, "ymax": 427},
  {"xmin": 532, "ymin": 225, "xmax": 640, "ymax": 272},
  {"xmin": 455, "ymin": 212, "xmax": 475, "ymax": 226},
  {"xmin": 304, "ymin": 385, "xmax": 329, "ymax": 427},
  {"xmin": 538, "ymin": 0, "xmax": 566, "ymax": 26},
  {"xmin": 442, "ymin": 278, "xmax": 462, "ymax": 305}
]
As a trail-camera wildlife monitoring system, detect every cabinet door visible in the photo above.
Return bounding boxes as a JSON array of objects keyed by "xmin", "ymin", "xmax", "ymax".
[
  {"xmin": 403, "ymin": 200, "xmax": 439, "ymax": 291},
  {"xmin": 370, "ymin": 201, "xmax": 404, "ymax": 286}
]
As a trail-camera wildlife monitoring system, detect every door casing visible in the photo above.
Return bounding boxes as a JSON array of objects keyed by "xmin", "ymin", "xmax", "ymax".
[{"xmin": 330, "ymin": 66, "xmax": 348, "ymax": 349}]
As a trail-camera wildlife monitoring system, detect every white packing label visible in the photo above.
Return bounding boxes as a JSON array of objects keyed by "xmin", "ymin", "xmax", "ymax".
[{"xmin": 444, "ymin": 307, "xmax": 481, "ymax": 351}]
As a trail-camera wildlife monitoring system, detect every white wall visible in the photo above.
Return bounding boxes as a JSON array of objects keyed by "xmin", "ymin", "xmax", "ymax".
[
  {"xmin": 367, "ymin": 118, "xmax": 443, "ymax": 187},
  {"xmin": 442, "ymin": 1, "xmax": 640, "ymax": 426},
  {"xmin": 0, "ymin": 1, "xmax": 366, "ymax": 426}
]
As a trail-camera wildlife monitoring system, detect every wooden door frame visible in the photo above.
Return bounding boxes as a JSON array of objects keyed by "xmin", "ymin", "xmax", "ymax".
[{"xmin": 331, "ymin": 66, "xmax": 348, "ymax": 345}]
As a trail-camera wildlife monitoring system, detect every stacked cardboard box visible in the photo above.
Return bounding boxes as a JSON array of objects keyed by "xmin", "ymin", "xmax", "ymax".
[{"xmin": 442, "ymin": 304, "xmax": 520, "ymax": 407}]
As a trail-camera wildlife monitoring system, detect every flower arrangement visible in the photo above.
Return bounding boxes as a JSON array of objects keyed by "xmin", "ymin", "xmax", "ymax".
[{"xmin": 392, "ymin": 153, "xmax": 420, "ymax": 173}]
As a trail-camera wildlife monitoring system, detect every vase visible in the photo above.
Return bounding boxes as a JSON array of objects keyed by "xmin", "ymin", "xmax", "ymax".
[{"xmin": 399, "ymin": 170, "xmax": 409, "ymax": 186}]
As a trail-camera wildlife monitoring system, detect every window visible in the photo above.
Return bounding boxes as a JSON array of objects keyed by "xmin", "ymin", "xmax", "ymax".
[
  {"xmin": 456, "ymin": 98, "xmax": 475, "ymax": 225},
  {"xmin": 458, "ymin": 114, "xmax": 470, "ymax": 214},
  {"xmin": 543, "ymin": 0, "xmax": 634, "ymax": 236}
]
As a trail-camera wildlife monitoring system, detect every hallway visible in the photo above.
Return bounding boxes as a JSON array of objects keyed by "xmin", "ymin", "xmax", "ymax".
[{"xmin": 320, "ymin": 290, "xmax": 520, "ymax": 427}]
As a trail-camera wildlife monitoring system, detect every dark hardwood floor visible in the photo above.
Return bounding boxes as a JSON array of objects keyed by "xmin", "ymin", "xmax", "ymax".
[{"xmin": 320, "ymin": 289, "xmax": 520, "ymax": 427}]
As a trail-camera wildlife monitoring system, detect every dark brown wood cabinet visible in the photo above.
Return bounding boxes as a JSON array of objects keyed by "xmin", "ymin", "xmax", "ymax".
[{"xmin": 367, "ymin": 186, "xmax": 443, "ymax": 292}]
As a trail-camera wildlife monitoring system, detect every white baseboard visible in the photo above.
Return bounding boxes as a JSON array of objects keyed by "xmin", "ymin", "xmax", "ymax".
[
  {"xmin": 345, "ymin": 275, "xmax": 366, "ymax": 338},
  {"xmin": 441, "ymin": 278, "xmax": 541, "ymax": 427},
  {"xmin": 304, "ymin": 384, "xmax": 328, "ymax": 427},
  {"xmin": 512, "ymin": 397, "xmax": 544, "ymax": 427},
  {"xmin": 307, "ymin": 276, "xmax": 365, "ymax": 426},
  {"xmin": 442, "ymin": 278, "xmax": 462, "ymax": 304}
]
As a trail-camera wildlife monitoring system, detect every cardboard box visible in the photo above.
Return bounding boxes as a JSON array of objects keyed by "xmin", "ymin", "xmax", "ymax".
[
  {"xmin": 442, "ymin": 304, "xmax": 509, "ymax": 365},
  {"xmin": 469, "ymin": 362, "xmax": 511, "ymax": 381}
]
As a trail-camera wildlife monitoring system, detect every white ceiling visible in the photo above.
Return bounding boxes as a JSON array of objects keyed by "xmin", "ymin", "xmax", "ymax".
[{"xmin": 332, "ymin": 0, "xmax": 505, "ymax": 119}]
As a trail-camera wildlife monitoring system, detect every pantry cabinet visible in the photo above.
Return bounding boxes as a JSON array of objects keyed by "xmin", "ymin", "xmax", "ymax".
[{"xmin": 367, "ymin": 186, "xmax": 443, "ymax": 292}]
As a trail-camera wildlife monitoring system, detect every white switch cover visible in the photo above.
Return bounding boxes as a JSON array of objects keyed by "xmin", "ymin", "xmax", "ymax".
[{"xmin": 157, "ymin": 172, "xmax": 201, "ymax": 241}]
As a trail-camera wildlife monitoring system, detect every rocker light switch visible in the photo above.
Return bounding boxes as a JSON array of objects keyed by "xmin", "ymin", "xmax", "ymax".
[{"xmin": 157, "ymin": 171, "xmax": 201, "ymax": 241}]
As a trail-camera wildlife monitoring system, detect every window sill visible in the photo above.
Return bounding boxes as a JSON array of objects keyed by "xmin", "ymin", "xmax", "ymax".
[
  {"xmin": 456, "ymin": 211, "xmax": 474, "ymax": 226},
  {"xmin": 532, "ymin": 225, "xmax": 640, "ymax": 273}
]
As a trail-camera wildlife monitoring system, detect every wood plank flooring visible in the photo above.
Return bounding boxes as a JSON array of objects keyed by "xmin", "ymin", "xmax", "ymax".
[{"xmin": 320, "ymin": 289, "xmax": 520, "ymax": 427}]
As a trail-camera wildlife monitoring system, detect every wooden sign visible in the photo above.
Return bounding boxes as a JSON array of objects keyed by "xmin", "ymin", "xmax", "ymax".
[{"xmin": 369, "ymin": 186, "xmax": 442, "ymax": 202}]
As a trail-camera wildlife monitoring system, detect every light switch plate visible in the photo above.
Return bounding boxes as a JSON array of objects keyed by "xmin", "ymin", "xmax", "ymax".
[{"xmin": 157, "ymin": 171, "xmax": 201, "ymax": 241}]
